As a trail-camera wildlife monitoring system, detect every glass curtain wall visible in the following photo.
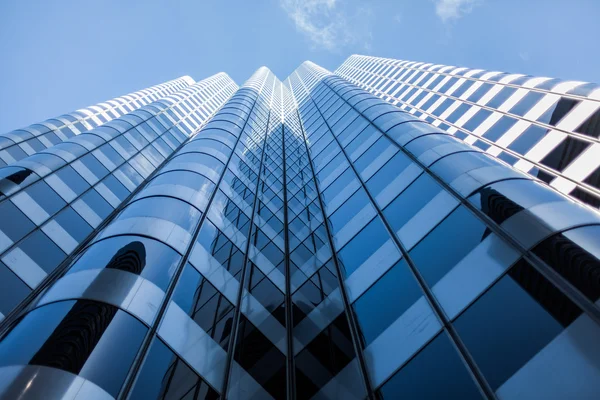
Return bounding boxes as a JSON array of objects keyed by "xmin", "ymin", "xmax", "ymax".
[
  {"xmin": 336, "ymin": 55, "xmax": 600, "ymax": 208},
  {"xmin": 0, "ymin": 76, "xmax": 195, "ymax": 167},
  {"xmin": 0, "ymin": 62, "xmax": 598, "ymax": 400},
  {"xmin": 0, "ymin": 73, "xmax": 237, "ymax": 321}
]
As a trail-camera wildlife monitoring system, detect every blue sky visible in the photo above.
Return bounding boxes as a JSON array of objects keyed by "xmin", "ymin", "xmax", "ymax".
[{"xmin": 1, "ymin": 0, "xmax": 599, "ymax": 133}]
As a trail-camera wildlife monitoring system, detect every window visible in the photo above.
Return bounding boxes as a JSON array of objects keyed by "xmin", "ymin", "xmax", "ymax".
[
  {"xmin": 487, "ymin": 87, "xmax": 518, "ymax": 108},
  {"xmin": 409, "ymin": 206, "xmax": 488, "ymax": 287},
  {"xmin": 454, "ymin": 259, "xmax": 585, "ymax": 390},
  {"xmin": 76, "ymin": 153, "xmax": 110, "ymax": 182},
  {"xmin": 0, "ymin": 300, "xmax": 146, "ymax": 397},
  {"xmin": 53, "ymin": 207, "xmax": 94, "ymax": 243},
  {"xmin": 328, "ymin": 189, "xmax": 373, "ymax": 235},
  {"xmin": 130, "ymin": 338, "xmax": 218, "ymax": 399},
  {"xmin": 50, "ymin": 166, "xmax": 90, "ymax": 197},
  {"xmin": 345, "ymin": 124, "xmax": 380, "ymax": 161},
  {"xmin": 462, "ymin": 109, "xmax": 492, "ymax": 132},
  {"xmin": 353, "ymin": 260, "xmax": 422, "ymax": 344},
  {"xmin": 79, "ymin": 189, "xmax": 114, "ymax": 220},
  {"xmin": 0, "ymin": 200, "xmax": 35, "ymax": 247},
  {"xmin": 0, "ymin": 261, "xmax": 30, "ymax": 316},
  {"xmin": 446, "ymin": 103, "xmax": 471, "ymax": 124},
  {"xmin": 295, "ymin": 314, "xmax": 363, "ymax": 399},
  {"xmin": 194, "ymin": 220, "xmax": 245, "ymax": 279},
  {"xmin": 241, "ymin": 320, "xmax": 291, "ymax": 399},
  {"xmin": 481, "ymin": 115, "xmax": 518, "ymax": 141},
  {"xmin": 293, "ymin": 263, "xmax": 338, "ymax": 325},
  {"xmin": 97, "ymin": 143, "xmax": 125, "ymax": 167},
  {"xmin": 355, "ymin": 136, "xmax": 397, "ymax": 180},
  {"xmin": 466, "ymin": 83, "xmax": 494, "ymax": 102},
  {"xmin": 25, "ymin": 181, "xmax": 66, "ymax": 216},
  {"xmin": 507, "ymin": 124, "xmax": 547, "ymax": 155},
  {"xmin": 532, "ymin": 225, "xmax": 600, "ymax": 304},
  {"xmin": 509, "ymin": 91, "xmax": 545, "ymax": 117},
  {"xmin": 376, "ymin": 333, "xmax": 481, "ymax": 399},
  {"xmin": 17, "ymin": 230, "xmax": 66, "ymax": 274},
  {"xmin": 383, "ymin": 173, "xmax": 442, "ymax": 234},
  {"xmin": 322, "ymin": 168, "xmax": 358, "ymax": 209},
  {"xmin": 338, "ymin": 216, "xmax": 389, "ymax": 277}
]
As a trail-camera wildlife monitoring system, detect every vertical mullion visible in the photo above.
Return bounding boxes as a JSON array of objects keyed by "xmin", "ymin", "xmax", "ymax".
[
  {"xmin": 282, "ymin": 122, "xmax": 296, "ymax": 400},
  {"xmin": 291, "ymin": 84, "xmax": 375, "ymax": 398},
  {"xmin": 221, "ymin": 79, "xmax": 275, "ymax": 396},
  {"xmin": 317, "ymin": 77, "xmax": 496, "ymax": 399}
]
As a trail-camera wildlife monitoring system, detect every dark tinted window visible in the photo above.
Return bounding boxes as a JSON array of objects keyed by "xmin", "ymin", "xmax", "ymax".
[
  {"xmin": 532, "ymin": 225, "xmax": 600, "ymax": 304},
  {"xmin": 383, "ymin": 173, "xmax": 441, "ymax": 233},
  {"xmin": 338, "ymin": 217, "xmax": 389, "ymax": 276},
  {"xmin": 353, "ymin": 260, "xmax": 422, "ymax": 344},
  {"xmin": 234, "ymin": 316, "xmax": 286, "ymax": 398},
  {"xmin": 377, "ymin": 333, "xmax": 482, "ymax": 399},
  {"xmin": 18, "ymin": 231, "xmax": 66, "ymax": 274},
  {"xmin": 482, "ymin": 116, "xmax": 518, "ymax": 141},
  {"xmin": 0, "ymin": 261, "xmax": 30, "ymax": 316},
  {"xmin": 53, "ymin": 166, "xmax": 90, "ymax": 196},
  {"xmin": 575, "ymin": 107, "xmax": 600, "ymax": 138},
  {"xmin": 54, "ymin": 207, "xmax": 93, "ymax": 243},
  {"xmin": 0, "ymin": 300, "xmax": 147, "ymax": 397},
  {"xmin": 26, "ymin": 181, "xmax": 66, "ymax": 215},
  {"xmin": 295, "ymin": 313, "xmax": 363, "ymax": 399},
  {"xmin": 409, "ymin": 206, "xmax": 488, "ymax": 286},
  {"xmin": 81, "ymin": 189, "xmax": 114, "ymax": 219},
  {"xmin": 507, "ymin": 124, "xmax": 547, "ymax": 155},
  {"xmin": 455, "ymin": 259, "xmax": 580, "ymax": 390},
  {"xmin": 130, "ymin": 338, "xmax": 218, "ymax": 400},
  {"xmin": 0, "ymin": 200, "xmax": 35, "ymax": 243}
]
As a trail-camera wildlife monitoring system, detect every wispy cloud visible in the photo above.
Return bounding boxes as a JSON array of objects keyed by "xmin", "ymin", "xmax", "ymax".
[
  {"xmin": 434, "ymin": 0, "xmax": 481, "ymax": 23},
  {"xmin": 280, "ymin": 0, "xmax": 372, "ymax": 51}
]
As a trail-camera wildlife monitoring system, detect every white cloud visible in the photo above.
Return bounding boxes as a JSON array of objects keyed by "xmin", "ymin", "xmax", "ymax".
[
  {"xmin": 434, "ymin": 0, "xmax": 480, "ymax": 23},
  {"xmin": 280, "ymin": 0, "xmax": 372, "ymax": 51}
]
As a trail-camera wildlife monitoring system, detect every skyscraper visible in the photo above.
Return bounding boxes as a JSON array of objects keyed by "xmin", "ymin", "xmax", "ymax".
[{"xmin": 0, "ymin": 56, "xmax": 598, "ymax": 400}]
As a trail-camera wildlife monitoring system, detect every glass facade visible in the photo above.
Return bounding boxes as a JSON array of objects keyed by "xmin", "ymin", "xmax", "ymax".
[
  {"xmin": 0, "ymin": 58, "xmax": 598, "ymax": 400},
  {"xmin": 0, "ymin": 76, "xmax": 195, "ymax": 167},
  {"xmin": 337, "ymin": 55, "xmax": 600, "ymax": 208},
  {"xmin": 0, "ymin": 73, "xmax": 237, "ymax": 321}
]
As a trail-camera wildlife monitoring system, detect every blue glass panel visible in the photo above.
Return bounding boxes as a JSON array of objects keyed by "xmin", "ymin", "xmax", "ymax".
[
  {"xmin": 338, "ymin": 216, "xmax": 389, "ymax": 276},
  {"xmin": 353, "ymin": 260, "xmax": 422, "ymax": 344},
  {"xmin": 377, "ymin": 333, "xmax": 482, "ymax": 399},
  {"xmin": 130, "ymin": 338, "xmax": 218, "ymax": 399},
  {"xmin": 409, "ymin": 205, "xmax": 488, "ymax": 286},
  {"xmin": 455, "ymin": 259, "xmax": 580, "ymax": 390},
  {"xmin": 0, "ymin": 261, "xmax": 30, "ymax": 315},
  {"xmin": 383, "ymin": 173, "xmax": 441, "ymax": 233}
]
